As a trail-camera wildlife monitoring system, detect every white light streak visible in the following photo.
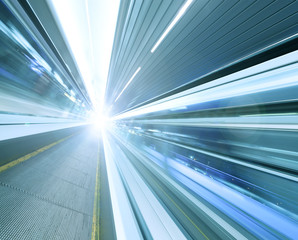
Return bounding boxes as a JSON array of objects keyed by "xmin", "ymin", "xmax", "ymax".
[
  {"xmin": 84, "ymin": 0, "xmax": 95, "ymax": 70},
  {"xmin": 150, "ymin": 0, "xmax": 193, "ymax": 53},
  {"xmin": 49, "ymin": 0, "xmax": 120, "ymax": 111},
  {"xmin": 115, "ymin": 67, "xmax": 141, "ymax": 102},
  {"xmin": 64, "ymin": 93, "xmax": 76, "ymax": 103}
]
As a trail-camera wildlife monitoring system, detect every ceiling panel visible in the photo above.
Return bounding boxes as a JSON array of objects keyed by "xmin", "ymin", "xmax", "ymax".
[{"xmin": 105, "ymin": 0, "xmax": 298, "ymax": 116}]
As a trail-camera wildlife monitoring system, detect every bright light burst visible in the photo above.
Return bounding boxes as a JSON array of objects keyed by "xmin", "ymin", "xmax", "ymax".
[{"xmin": 90, "ymin": 111, "xmax": 109, "ymax": 132}]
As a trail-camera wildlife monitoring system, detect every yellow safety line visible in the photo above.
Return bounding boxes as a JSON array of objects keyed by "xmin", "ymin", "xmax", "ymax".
[
  {"xmin": 155, "ymin": 181, "xmax": 209, "ymax": 240},
  {"xmin": 0, "ymin": 135, "xmax": 72, "ymax": 174},
  {"xmin": 91, "ymin": 145, "xmax": 100, "ymax": 240}
]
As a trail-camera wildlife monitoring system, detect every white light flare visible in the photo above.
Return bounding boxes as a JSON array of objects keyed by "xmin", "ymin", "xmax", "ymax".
[
  {"xmin": 90, "ymin": 111, "xmax": 109, "ymax": 132},
  {"xmin": 49, "ymin": 0, "xmax": 96, "ymax": 105},
  {"xmin": 150, "ymin": 0, "xmax": 194, "ymax": 53},
  {"xmin": 48, "ymin": 0, "xmax": 120, "ymax": 112},
  {"xmin": 115, "ymin": 67, "xmax": 141, "ymax": 102}
]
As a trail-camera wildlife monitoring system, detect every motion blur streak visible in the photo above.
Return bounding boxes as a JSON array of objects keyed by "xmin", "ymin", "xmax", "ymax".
[{"xmin": 0, "ymin": 0, "xmax": 298, "ymax": 239}]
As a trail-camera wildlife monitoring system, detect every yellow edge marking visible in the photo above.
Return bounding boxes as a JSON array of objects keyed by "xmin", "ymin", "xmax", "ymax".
[
  {"xmin": 0, "ymin": 135, "xmax": 72, "ymax": 174},
  {"xmin": 91, "ymin": 145, "xmax": 100, "ymax": 240},
  {"xmin": 156, "ymin": 182, "xmax": 209, "ymax": 240}
]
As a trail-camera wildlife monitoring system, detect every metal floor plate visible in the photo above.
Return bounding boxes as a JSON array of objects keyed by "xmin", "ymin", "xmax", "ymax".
[{"xmin": 0, "ymin": 131, "xmax": 99, "ymax": 240}]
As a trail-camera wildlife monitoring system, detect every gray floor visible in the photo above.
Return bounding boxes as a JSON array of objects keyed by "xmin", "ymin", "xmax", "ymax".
[{"xmin": 0, "ymin": 131, "xmax": 99, "ymax": 240}]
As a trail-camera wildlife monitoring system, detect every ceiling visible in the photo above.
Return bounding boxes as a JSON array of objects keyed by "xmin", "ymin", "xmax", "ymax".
[
  {"xmin": 105, "ymin": 0, "xmax": 298, "ymax": 116},
  {"xmin": 12, "ymin": 0, "xmax": 298, "ymax": 117}
]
